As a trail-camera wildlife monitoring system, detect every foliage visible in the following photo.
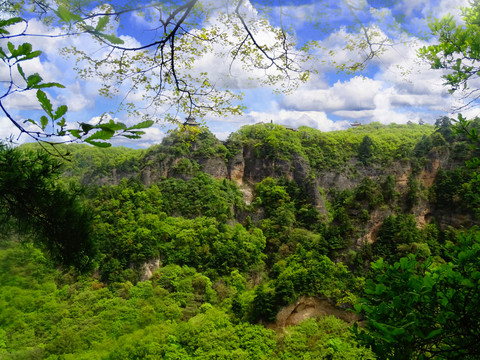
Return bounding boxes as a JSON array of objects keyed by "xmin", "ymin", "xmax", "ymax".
[
  {"xmin": 355, "ymin": 229, "xmax": 480, "ymax": 359},
  {"xmin": 419, "ymin": 3, "xmax": 480, "ymax": 105},
  {"xmin": 91, "ymin": 181, "xmax": 265, "ymax": 281},
  {"xmin": 0, "ymin": 238, "xmax": 367, "ymax": 359},
  {"xmin": 358, "ymin": 135, "xmax": 375, "ymax": 165},
  {"xmin": 227, "ymin": 123, "xmax": 307, "ymax": 161},
  {"xmin": 277, "ymin": 317, "xmax": 376, "ymax": 360},
  {"xmin": 229, "ymin": 123, "xmax": 433, "ymax": 171},
  {"xmin": 3, "ymin": 115, "xmax": 480, "ymax": 360},
  {"xmin": 149, "ymin": 128, "xmax": 228, "ymax": 160},
  {"xmin": 373, "ymin": 214, "xmax": 423, "ymax": 261},
  {"xmin": 157, "ymin": 173, "xmax": 243, "ymax": 220},
  {"xmin": 0, "ymin": 144, "xmax": 95, "ymax": 270}
]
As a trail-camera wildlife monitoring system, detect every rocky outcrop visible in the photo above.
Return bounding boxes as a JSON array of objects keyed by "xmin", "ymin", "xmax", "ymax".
[
  {"xmin": 272, "ymin": 296, "xmax": 358, "ymax": 329},
  {"xmin": 139, "ymin": 259, "xmax": 161, "ymax": 282},
  {"xmin": 198, "ymin": 157, "xmax": 228, "ymax": 179},
  {"xmin": 229, "ymin": 147, "xmax": 327, "ymax": 213},
  {"xmin": 76, "ymin": 130, "xmax": 476, "ymax": 232}
]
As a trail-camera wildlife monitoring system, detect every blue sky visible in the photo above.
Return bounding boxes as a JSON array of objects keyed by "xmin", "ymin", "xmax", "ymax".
[{"xmin": 0, "ymin": 0, "xmax": 476, "ymax": 147}]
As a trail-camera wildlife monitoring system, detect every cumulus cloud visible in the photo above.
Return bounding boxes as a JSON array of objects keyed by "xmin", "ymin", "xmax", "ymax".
[
  {"xmin": 393, "ymin": 0, "xmax": 469, "ymax": 22},
  {"xmin": 214, "ymin": 108, "xmax": 348, "ymax": 133},
  {"xmin": 282, "ymin": 76, "xmax": 383, "ymax": 112}
]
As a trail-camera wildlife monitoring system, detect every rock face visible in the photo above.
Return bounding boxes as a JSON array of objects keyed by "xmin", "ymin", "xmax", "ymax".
[
  {"xmin": 79, "ymin": 129, "xmax": 476, "ymax": 234},
  {"xmin": 229, "ymin": 148, "xmax": 327, "ymax": 213},
  {"xmin": 198, "ymin": 157, "xmax": 229, "ymax": 179},
  {"xmin": 139, "ymin": 259, "xmax": 161, "ymax": 282},
  {"xmin": 273, "ymin": 296, "xmax": 359, "ymax": 329}
]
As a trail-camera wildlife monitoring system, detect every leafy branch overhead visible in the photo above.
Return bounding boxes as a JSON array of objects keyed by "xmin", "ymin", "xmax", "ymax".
[
  {"xmin": 0, "ymin": 15, "xmax": 154, "ymax": 147},
  {"xmin": 1, "ymin": 0, "xmax": 407, "ymax": 146},
  {"xmin": 419, "ymin": 1, "xmax": 480, "ymax": 112}
]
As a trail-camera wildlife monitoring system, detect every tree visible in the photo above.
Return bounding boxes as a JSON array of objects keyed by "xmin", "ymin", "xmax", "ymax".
[
  {"xmin": 434, "ymin": 116, "xmax": 454, "ymax": 142},
  {"xmin": 419, "ymin": 1, "xmax": 480, "ymax": 112},
  {"xmin": 355, "ymin": 230, "xmax": 480, "ymax": 359},
  {"xmin": 1, "ymin": 0, "xmax": 414, "ymax": 146},
  {"xmin": 420, "ymin": 1, "xmax": 480, "ymax": 217},
  {"xmin": 419, "ymin": 1, "xmax": 480, "ymax": 150},
  {"xmin": 0, "ymin": 143, "xmax": 95, "ymax": 270},
  {"xmin": 358, "ymin": 135, "xmax": 374, "ymax": 165}
]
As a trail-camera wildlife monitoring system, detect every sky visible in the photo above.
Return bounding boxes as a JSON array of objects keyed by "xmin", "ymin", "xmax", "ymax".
[{"xmin": 0, "ymin": 0, "xmax": 477, "ymax": 148}]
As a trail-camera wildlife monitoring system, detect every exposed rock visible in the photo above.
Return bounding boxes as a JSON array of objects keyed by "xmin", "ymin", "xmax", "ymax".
[
  {"xmin": 198, "ymin": 157, "xmax": 228, "ymax": 179},
  {"xmin": 239, "ymin": 184, "xmax": 254, "ymax": 205},
  {"xmin": 273, "ymin": 296, "xmax": 358, "ymax": 329},
  {"xmin": 228, "ymin": 152, "xmax": 245, "ymax": 186},
  {"xmin": 139, "ymin": 259, "xmax": 161, "ymax": 282},
  {"xmin": 358, "ymin": 207, "xmax": 393, "ymax": 245}
]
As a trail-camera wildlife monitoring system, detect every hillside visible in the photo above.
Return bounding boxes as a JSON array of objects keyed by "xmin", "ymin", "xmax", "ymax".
[{"xmin": 1, "ymin": 121, "xmax": 480, "ymax": 359}]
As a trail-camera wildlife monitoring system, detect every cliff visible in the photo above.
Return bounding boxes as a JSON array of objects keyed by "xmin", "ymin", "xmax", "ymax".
[{"xmin": 66, "ymin": 122, "xmax": 479, "ymax": 248}]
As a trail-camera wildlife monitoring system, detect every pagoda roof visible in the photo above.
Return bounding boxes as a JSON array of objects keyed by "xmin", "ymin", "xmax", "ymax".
[{"xmin": 183, "ymin": 116, "xmax": 200, "ymax": 126}]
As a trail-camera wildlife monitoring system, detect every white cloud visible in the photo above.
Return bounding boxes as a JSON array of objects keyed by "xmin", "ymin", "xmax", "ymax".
[
  {"xmin": 0, "ymin": 116, "xmax": 22, "ymax": 141},
  {"xmin": 282, "ymin": 76, "xmax": 383, "ymax": 112},
  {"xmin": 57, "ymin": 82, "xmax": 95, "ymax": 112},
  {"xmin": 2, "ymin": 91, "xmax": 41, "ymax": 111},
  {"xmin": 395, "ymin": 0, "xmax": 470, "ymax": 22}
]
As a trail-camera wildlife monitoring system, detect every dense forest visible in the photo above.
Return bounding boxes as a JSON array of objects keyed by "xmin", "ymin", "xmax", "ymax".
[{"xmin": 1, "ymin": 120, "xmax": 480, "ymax": 359}]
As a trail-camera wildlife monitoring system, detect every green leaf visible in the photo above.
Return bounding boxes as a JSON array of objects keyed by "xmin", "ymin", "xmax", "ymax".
[
  {"xmin": 17, "ymin": 43, "xmax": 32, "ymax": 55},
  {"xmin": 390, "ymin": 328, "xmax": 406, "ymax": 336},
  {"xmin": 425, "ymin": 328, "xmax": 443, "ymax": 340},
  {"xmin": 371, "ymin": 258, "xmax": 384, "ymax": 271},
  {"xmin": 399, "ymin": 256, "xmax": 411, "ymax": 270},
  {"xmin": 0, "ymin": 47, "xmax": 6, "ymax": 59},
  {"xmin": 375, "ymin": 283, "xmax": 387, "ymax": 295},
  {"xmin": 36, "ymin": 90, "xmax": 53, "ymax": 117},
  {"xmin": 98, "ymin": 122, "xmax": 126, "ymax": 132},
  {"xmin": 54, "ymin": 105, "xmax": 68, "ymax": 120},
  {"xmin": 17, "ymin": 64, "xmax": 26, "ymax": 81},
  {"xmin": 353, "ymin": 303, "xmax": 363, "ymax": 313},
  {"xmin": 85, "ymin": 129, "xmax": 115, "ymax": 141},
  {"xmin": 85, "ymin": 139, "xmax": 111, "ymax": 148},
  {"xmin": 57, "ymin": 118, "xmax": 66, "ymax": 127},
  {"xmin": 126, "ymin": 120, "xmax": 154, "ymax": 130},
  {"xmin": 68, "ymin": 129, "xmax": 81, "ymax": 139},
  {"xmin": 18, "ymin": 50, "xmax": 42, "ymax": 61},
  {"xmin": 121, "ymin": 134, "xmax": 142, "ymax": 139},
  {"xmin": 0, "ymin": 17, "xmax": 23, "ymax": 33},
  {"xmin": 40, "ymin": 115, "xmax": 48, "ymax": 130},
  {"xmin": 98, "ymin": 33, "xmax": 125, "ymax": 45},
  {"xmin": 55, "ymin": 6, "xmax": 83, "ymax": 23},
  {"xmin": 27, "ymin": 74, "xmax": 43, "ymax": 88},
  {"xmin": 36, "ymin": 82, "xmax": 65, "ymax": 89},
  {"xmin": 80, "ymin": 123, "xmax": 94, "ymax": 134},
  {"xmin": 95, "ymin": 16, "xmax": 109, "ymax": 31},
  {"xmin": 7, "ymin": 42, "xmax": 14, "ymax": 55}
]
